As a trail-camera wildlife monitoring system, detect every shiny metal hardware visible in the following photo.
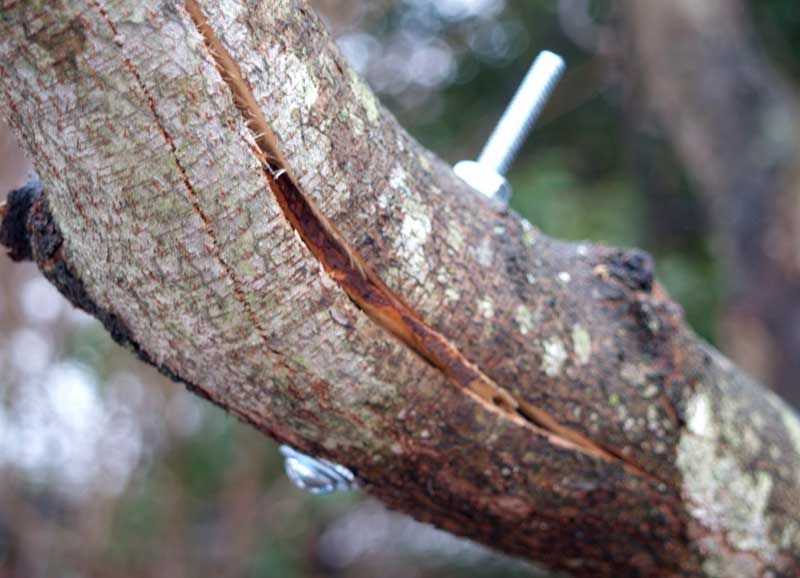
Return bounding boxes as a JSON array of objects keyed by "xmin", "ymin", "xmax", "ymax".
[
  {"xmin": 454, "ymin": 50, "xmax": 566, "ymax": 204},
  {"xmin": 279, "ymin": 445, "xmax": 356, "ymax": 495}
]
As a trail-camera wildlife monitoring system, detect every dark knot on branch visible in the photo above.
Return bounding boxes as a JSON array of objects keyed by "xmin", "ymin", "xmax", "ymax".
[{"xmin": 0, "ymin": 178, "xmax": 42, "ymax": 262}]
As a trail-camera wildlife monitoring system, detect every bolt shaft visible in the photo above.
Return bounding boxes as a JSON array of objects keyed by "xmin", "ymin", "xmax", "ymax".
[{"xmin": 478, "ymin": 51, "xmax": 565, "ymax": 176}]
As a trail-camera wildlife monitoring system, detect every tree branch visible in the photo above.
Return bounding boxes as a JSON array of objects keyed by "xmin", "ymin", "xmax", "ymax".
[{"xmin": 1, "ymin": 1, "xmax": 798, "ymax": 576}]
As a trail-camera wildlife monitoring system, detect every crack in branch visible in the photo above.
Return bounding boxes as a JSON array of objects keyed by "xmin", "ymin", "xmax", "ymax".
[
  {"xmin": 91, "ymin": 0, "xmax": 279, "ymax": 357},
  {"xmin": 183, "ymin": 0, "xmax": 657, "ymax": 482}
]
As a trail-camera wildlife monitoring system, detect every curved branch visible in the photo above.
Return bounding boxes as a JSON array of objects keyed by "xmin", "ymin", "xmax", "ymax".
[{"xmin": 0, "ymin": 1, "xmax": 798, "ymax": 576}]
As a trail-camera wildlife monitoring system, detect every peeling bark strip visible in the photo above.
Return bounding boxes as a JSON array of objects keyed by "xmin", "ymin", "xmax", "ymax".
[{"xmin": 1, "ymin": 1, "xmax": 799, "ymax": 576}]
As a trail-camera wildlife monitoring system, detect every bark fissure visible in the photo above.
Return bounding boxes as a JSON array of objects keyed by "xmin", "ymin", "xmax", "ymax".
[
  {"xmin": 91, "ymin": 0, "xmax": 279, "ymax": 357},
  {"xmin": 4, "ymin": 1, "xmax": 800, "ymax": 573},
  {"xmin": 183, "ymin": 0, "xmax": 654, "ymax": 480}
]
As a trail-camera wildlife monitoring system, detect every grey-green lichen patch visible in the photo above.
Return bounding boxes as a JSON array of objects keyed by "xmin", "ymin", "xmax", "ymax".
[
  {"xmin": 641, "ymin": 384, "xmax": 660, "ymax": 399},
  {"xmin": 519, "ymin": 218, "xmax": 537, "ymax": 246},
  {"xmin": 541, "ymin": 336, "xmax": 568, "ymax": 377},
  {"xmin": 677, "ymin": 385, "xmax": 779, "ymax": 575},
  {"xmin": 444, "ymin": 286, "xmax": 460, "ymax": 302},
  {"xmin": 475, "ymin": 237, "xmax": 493, "ymax": 267},
  {"xmin": 477, "ymin": 296, "xmax": 494, "ymax": 319},
  {"xmin": 515, "ymin": 304, "xmax": 535, "ymax": 336},
  {"xmin": 116, "ymin": 2, "xmax": 150, "ymax": 26},
  {"xmin": 284, "ymin": 54, "xmax": 319, "ymax": 108},
  {"xmin": 348, "ymin": 68, "xmax": 380, "ymax": 123},
  {"xmin": 391, "ymin": 166, "xmax": 432, "ymax": 284},
  {"xmin": 571, "ymin": 324, "xmax": 591, "ymax": 365},
  {"xmin": 445, "ymin": 225, "xmax": 465, "ymax": 253},
  {"xmin": 620, "ymin": 362, "xmax": 648, "ymax": 386},
  {"xmin": 250, "ymin": 43, "xmax": 333, "ymax": 196},
  {"xmin": 781, "ymin": 521, "xmax": 800, "ymax": 551},
  {"xmin": 389, "ymin": 165, "xmax": 407, "ymax": 191}
]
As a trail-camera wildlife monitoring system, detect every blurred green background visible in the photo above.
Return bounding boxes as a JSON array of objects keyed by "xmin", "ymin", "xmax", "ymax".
[{"xmin": 1, "ymin": 1, "xmax": 799, "ymax": 577}]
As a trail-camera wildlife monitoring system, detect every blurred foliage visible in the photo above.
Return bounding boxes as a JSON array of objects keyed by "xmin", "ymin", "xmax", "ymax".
[
  {"xmin": 1, "ymin": 1, "xmax": 800, "ymax": 577},
  {"xmin": 753, "ymin": 0, "xmax": 800, "ymax": 78}
]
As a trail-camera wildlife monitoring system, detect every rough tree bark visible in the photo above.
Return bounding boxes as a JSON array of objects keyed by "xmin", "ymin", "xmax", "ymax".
[
  {"xmin": 0, "ymin": 1, "xmax": 798, "ymax": 577},
  {"xmin": 621, "ymin": 0, "xmax": 800, "ymax": 408}
]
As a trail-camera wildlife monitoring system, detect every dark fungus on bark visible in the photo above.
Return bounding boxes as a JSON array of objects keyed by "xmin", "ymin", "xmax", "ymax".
[
  {"xmin": 0, "ymin": 179, "xmax": 41, "ymax": 262},
  {"xmin": 607, "ymin": 249, "xmax": 655, "ymax": 292}
]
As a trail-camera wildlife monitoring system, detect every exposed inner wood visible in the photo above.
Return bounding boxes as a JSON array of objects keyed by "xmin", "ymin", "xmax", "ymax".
[{"xmin": 183, "ymin": 0, "xmax": 652, "ymax": 478}]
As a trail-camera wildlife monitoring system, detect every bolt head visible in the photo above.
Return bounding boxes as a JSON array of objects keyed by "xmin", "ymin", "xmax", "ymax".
[
  {"xmin": 453, "ymin": 161, "xmax": 511, "ymax": 204},
  {"xmin": 279, "ymin": 445, "xmax": 356, "ymax": 495}
]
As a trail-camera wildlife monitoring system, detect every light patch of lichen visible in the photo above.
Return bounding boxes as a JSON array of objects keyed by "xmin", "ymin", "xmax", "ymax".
[
  {"xmin": 260, "ymin": 46, "xmax": 320, "ymax": 132},
  {"xmin": 120, "ymin": 2, "xmax": 151, "ymax": 24},
  {"xmin": 571, "ymin": 325, "xmax": 591, "ymax": 365},
  {"xmin": 254, "ymin": 45, "xmax": 335, "ymax": 207},
  {"xmin": 348, "ymin": 68, "xmax": 380, "ymax": 123},
  {"xmin": 520, "ymin": 219, "xmax": 537, "ymax": 246},
  {"xmin": 781, "ymin": 521, "xmax": 800, "ymax": 550},
  {"xmin": 446, "ymin": 225, "xmax": 465, "ymax": 253},
  {"xmin": 541, "ymin": 337, "xmax": 568, "ymax": 377},
  {"xmin": 620, "ymin": 362, "xmax": 649, "ymax": 388},
  {"xmin": 390, "ymin": 165, "xmax": 407, "ymax": 190},
  {"xmin": 515, "ymin": 305, "xmax": 534, "ymax": 336},
  {"xmin": 740, "ymin": 425, "xmax": 762, "ymax": 456},
  {"xmin": 391, "ymin": 167, "xmax": 432, "ymax": 283},
  {"xmin": 280, "ymin": 52, "xmax": 319, "ymax": 109},
  {"xmin": 677, "ymin": 386, "xmax": 778, "ymax": 575},
  {"xmin": 477, "ymin": 296, "xmax": 494, "ymax": 319},
  {"xmin": 686, "ymin": 390, "xmax": 711, "ymax": 436},
  {"xmin": 475, "ymin": 237, "xmax": 493, "ymax": 267}
]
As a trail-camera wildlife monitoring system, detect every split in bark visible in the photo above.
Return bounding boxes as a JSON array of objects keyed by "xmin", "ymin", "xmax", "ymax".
[{"xmin": 1, "ymin": 1, "xmax": 799, "ymax": 576}]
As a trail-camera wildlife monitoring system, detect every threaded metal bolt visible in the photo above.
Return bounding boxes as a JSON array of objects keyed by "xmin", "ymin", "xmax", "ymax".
[
  {"xmin": 479, "ymin": 50, "xmax": 565, "ymax": 176},
  {"xmin": 454, "ymin": 50, "xmax": 566, "ymax": 204}
]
